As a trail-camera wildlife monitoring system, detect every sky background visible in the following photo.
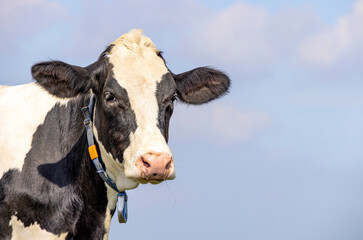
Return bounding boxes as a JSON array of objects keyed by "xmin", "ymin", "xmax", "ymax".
[{"xmin": 1, "ymin": 0, "xmax": 363, "ymax": 239}]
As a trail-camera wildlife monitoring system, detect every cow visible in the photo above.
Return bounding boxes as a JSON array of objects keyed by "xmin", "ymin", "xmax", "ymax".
[{"xmin": 0, "ymin": 29, "xmax": 230, "ymax": 239}]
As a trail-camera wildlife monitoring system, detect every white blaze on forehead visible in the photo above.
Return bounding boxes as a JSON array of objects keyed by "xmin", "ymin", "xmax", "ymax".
[{"xmin": 107, "ymin": 29, "xmax": 172, "ymax": 176}]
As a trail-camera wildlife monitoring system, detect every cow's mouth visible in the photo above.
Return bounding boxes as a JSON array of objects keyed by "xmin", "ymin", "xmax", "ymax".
[
  {"xmin": 130, "ymin": 153, "xmax": 175, "ymax": 183},
  {"xmin": 137, "ymin": 179, "xmax": 165, "ymax": 185}
]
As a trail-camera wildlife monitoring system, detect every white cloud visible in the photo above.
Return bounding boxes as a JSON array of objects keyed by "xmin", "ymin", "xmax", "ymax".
[
  {"xmin": 181, "ymin": 2, "xmax": 274, "ymax": 70},
  {"xmin": 0, "ymin": 0, "xmax": 66, "ymax": 56},
  {"xmin": 0, "ymin": 0, "xmax": 65, "ymax": 36},
  {"xmin": 179, "ymin": 2, "xmax": 322, "ymax": 79},
  {"xmin": 172, "ymin": 103, "xmax": 271, "ymax": 143},
  {"xmin": 298, "ymin": 0, "xmax": 363, "ymax": 67},
  {"xmin": 1, "ymin": 0, "xmax": 362, "ymax": 85},
  {"xmin": 212, "ymin": 104, "xmax": 271, "ymax": 142},
  {"xmin": 172, "ymin": 0, "xmax": 363, "ymax": 83}
]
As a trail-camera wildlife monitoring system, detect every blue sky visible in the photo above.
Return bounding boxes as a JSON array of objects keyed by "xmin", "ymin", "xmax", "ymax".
[{"xmin": 1, "ymin": 0, "xmax": 363, "ymax": 239}]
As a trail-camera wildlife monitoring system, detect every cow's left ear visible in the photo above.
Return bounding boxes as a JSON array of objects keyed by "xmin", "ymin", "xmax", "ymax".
[
  {"xmin": 32, "ymin": 61, "xmax": 94, "ymax": 98},
  {"xmin": 173, "ymin": 67, "xmax": 230, "ymax": 104}
]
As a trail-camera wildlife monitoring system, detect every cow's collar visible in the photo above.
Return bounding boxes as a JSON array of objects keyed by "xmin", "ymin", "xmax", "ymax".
[{"xmin": 82, "ymin": 96, "xmax": 128, "ymax": 223}]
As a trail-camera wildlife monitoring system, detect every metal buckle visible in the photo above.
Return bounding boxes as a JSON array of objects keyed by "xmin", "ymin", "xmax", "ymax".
[{"xmin": 117, "ymin": 192, "xmax": 128, "ymax": 223}]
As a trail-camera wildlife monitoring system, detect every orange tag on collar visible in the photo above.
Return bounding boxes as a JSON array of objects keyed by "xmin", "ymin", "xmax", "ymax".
[{"xmin": 88, "ymin": 145, "xmax": 99, "ymax": 160}]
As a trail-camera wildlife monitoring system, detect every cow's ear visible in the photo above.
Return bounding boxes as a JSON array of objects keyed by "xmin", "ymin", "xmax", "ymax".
[
  {"xmin": 31, "ymin": 61, "xmax": 94, "ymax": 98},
  {"xmin": 173, "ymin": 67, "xmax": 230, "ymax": 104}
]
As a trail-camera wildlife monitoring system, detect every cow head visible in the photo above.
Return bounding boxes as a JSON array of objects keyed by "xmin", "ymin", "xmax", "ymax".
[{"xmin": 31, "ymin": 29, "xmax": 230, "ymax": 190}]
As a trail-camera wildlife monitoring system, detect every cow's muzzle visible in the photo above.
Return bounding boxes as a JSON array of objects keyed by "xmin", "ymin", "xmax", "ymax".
[{"xmin": 135, "ymin": 152, "xmax": 175, "ymax": 182}]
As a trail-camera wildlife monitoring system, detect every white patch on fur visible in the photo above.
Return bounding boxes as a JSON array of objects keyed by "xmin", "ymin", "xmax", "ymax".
[
  {"xmin": 0, "ymin": 83, "xmax": 70, "ymax": 178},
  {"xmin": 9, "ymin": 215, "xmax": 67, "ymax": 240},
  {"xmin": 103, "ymin": 207, "xmax": 113, "ymax": 240},
  {"xmin": 106, "ymin": 29, "xmax": 174, "ymax": 180}
]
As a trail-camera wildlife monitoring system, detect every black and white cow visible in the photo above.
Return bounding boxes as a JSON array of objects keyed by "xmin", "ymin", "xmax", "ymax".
[{"xmin": 0, "ymin": 29, "xmax": 230, "ymax": 239}]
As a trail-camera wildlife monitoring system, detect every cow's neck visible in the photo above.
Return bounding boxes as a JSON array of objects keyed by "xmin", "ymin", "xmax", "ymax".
[{"xmin": 40, "ymin": 94, "xmax": 112, "ymax": 238}]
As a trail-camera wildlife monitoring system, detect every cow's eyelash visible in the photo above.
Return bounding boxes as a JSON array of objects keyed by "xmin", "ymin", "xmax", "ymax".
[
  {"xmin": 166, "ymin": 94, "xmax": 177, "ymax": 103},
  {"xmin": 104, "ymin": 92, "xmax": 116, "ymax": 102},
  {"xmin": 162, "ymin": 94, "xmax": 177, "ymax": 104}
]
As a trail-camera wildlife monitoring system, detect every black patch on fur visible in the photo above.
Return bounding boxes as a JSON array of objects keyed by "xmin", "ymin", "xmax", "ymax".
[
  {"xmin": 173, "ymin": 67, "xmax": 230, "ymax": 104},
  {"xmin": 32, "ymin": 61, "xmax": 93, "ymax": 98},
  {"xmin": 94, "ymin": 76, "xmax": 137, "ymax": 163},
  {"xmin": 156, "ymin": 73, "xmax": 177, "ymax": 142},
  {"xmin": 0, "ymin": 97, "xmax": 109, "ymax": 239},
  {"xmin": 99, "ymin": 45, "xmax": 114, "ymax": 61},
  {"xmin": 0, "ymin": 171, "xmax": 13, "ymax": 239},
  {"xmin": 86, "ymin": 48, "xmax": 113, "ymax": 95},
  {"xmin": 0, "ymin": 41, "xmax": 232, "ymax": 239},
  {"xmin": 31, "ymin": 45, "xmax": 114, "ymax": 99}
]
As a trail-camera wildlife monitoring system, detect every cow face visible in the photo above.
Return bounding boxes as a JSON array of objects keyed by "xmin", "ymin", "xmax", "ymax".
[
  {"xmin": 32, "ymin": 29, "xmax": 230, "ymax": 190},
  {"xmin": 92, "ymin": 32, "xmax": 177, "ymax": 185}
]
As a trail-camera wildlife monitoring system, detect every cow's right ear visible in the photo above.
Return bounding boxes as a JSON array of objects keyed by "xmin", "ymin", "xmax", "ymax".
[{"xmin": 32, "ymin": 61, "xmax": 94, "ymax": 98}]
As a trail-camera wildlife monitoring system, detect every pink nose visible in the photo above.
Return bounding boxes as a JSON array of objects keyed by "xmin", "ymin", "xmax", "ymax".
[{"xmin": 135, "ymin": 152, "xmax": 173, "ymax": 180}]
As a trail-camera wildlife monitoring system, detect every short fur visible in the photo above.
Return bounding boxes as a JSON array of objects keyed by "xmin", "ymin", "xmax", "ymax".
[
  {"xmin": 173, "ymin": 67, "xmax": 230, "ymax": 104},
  {"xmin": 32, "ymin": 61, "xmax": 93, "ymax": 98},
  {"xmin": 0, "ymin": 29, "xmax": 230, "ymax": 239},
  {"xmin": 0, "ymin": 98, "xmax": 109, "ymax": 239}
]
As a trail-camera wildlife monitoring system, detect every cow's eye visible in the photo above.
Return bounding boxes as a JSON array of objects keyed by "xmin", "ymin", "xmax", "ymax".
[{"xmin": 104, "ymin": 92, "xmax": 116, "ymax": 103}]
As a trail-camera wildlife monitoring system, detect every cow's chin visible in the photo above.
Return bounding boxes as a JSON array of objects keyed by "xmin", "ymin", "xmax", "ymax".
[
  {"xmin": 138, "ymin": 179, "xmax": 164, "ymax": 185},
  {"xmin": 112, "ymin": 162, "xmax": 176, "ymax": 190},
  {"xmin": 127, "ymin": 175, "xmax": 176, "ymax": 185},
  {"xmin": 115, "ymin": 175, "xmax": 140, "ymax": 191},
  {"xmin": 124, "ymin": 171, "xmax": 176, "ymax": 185}
]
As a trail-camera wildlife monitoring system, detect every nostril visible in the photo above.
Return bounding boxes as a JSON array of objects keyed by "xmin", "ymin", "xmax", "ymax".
[
  {"xmin": 165, "ymin": 160, "xmax": 172, "ymax": 170},
  {"xmin": 142, "ymin": 158, "xmax": 151, "ymax": 168},
  {"xmin": 152, "ymin": 173, "xmax": 157, "ymax": 177}
]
